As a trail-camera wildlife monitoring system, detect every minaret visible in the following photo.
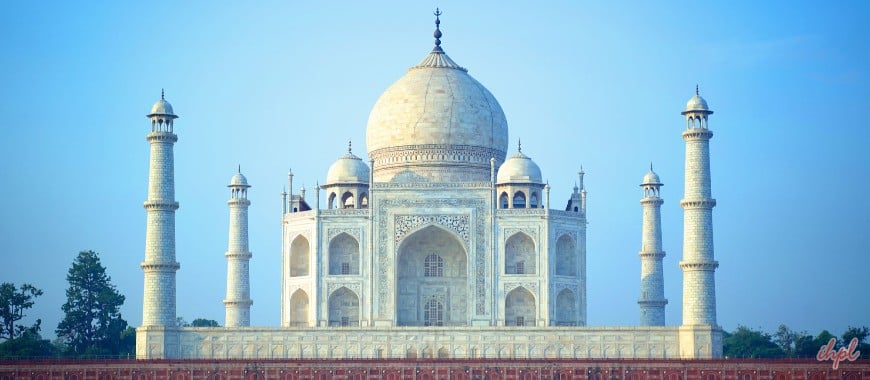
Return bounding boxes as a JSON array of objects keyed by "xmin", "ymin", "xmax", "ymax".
[
  {"xmin": 638, "ymin": 164, "xmax": 667, "ymax": 326},
  {"xmin": 224, "ymin": 167, "xmax": 253, "ymax": 327},
  {"xmin": 680, "ymin": 86, "xmax": 719, "ymax": 326},
  {"xmin": 141, "ymin": 90, "xmax": 181, "ymax": 327}
]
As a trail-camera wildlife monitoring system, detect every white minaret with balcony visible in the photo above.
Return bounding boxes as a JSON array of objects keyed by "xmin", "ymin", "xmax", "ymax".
[
  {"xmin": 141, "ymin": 90, "xmax": 181, "ymax": 328},
  {"xmin": 638, "ymin": 165, "xmax": 667, "ymax": 326},
  {"xmin": 679, "ymin": 86, "xmax": 719, "ymax": 326},
  {"xmin": 224, "ymin": 168, "xmax": 253, "ymax": 327}
]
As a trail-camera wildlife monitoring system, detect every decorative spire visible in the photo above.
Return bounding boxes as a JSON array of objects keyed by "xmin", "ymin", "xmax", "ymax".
[
  {"xmin": 238, "ymin": 164, "xmax": 241, "ymax": 174},
  {"xmin": 695, "ymin": 84, "xmax": 699, "ymax": 96},
  {"xmin": 348, "ymin": 139, "xmax": 352, "ymax": 154},
  {"xmin": 433, "ymin": 8, "xmax": 443, "ymax": 52},
  {"xmin": 161, "ymin": 88, "xmax": 165, "ymax": 100},
  {"xmin": 650, "ymin": 162, "xmax": 654, "ymax": 172},
  {"xmin": 517, "ymin": 138, "xmax": 522, "ymax": 153}
]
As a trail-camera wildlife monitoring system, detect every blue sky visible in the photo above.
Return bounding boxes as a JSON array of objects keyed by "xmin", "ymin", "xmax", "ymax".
[{"xmin": 1, "ymin": 1, "xmax": 868, "ymax": 338}]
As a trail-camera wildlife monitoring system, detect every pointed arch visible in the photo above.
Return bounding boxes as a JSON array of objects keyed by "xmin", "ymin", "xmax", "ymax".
[
  {"xmin": 289, "ymin": 235, "xmax": 309, "ymax": 277},
  {"xmin": 512, "ymin": 191, "xmax": 526, "ymax": 208},
  {"xmin": 555, "ymin": 234, "xmax": 577, "ymax": 276},
  {"xmin": 327, "ymin": 192, "xmax": 336, "ymax": 209},
  {"xmin": 328, "ymin": 233, "xmax": 360, "ymax": 275},
  {"xmin": 341, "ymin": 191, "xmax": 354, "ymax": 209},
  {"xmin": 530, "ymin": 192, "xmax": 539, "ymax": 208},
  {"xmin": 289, "ymin": 288, "xmax": 309, "ymax": 327},
  {"xmin": 505, "ymin": 286, "xmax": 536, "ymax": 326},
  {"xmin": 327, "ymin": 287, "xmax": 359, "ymax": 327},
  {"xmin": 555, "ymin": 288, "xmax": 577, "ymax": 326},
  {"xmin": 359, "ymin": 192, "xmax": 368, "ymax": 208},
  {"xmin": 396, "ymin": 224, "xmax": 467, "ymax": 326},
  {"xmin": 499, "ymin": 192, "xmax": 509, "ymax": 209},
  {"xmin": 505, "ymin": 232, "xmax": 535, "ymax": 274}
]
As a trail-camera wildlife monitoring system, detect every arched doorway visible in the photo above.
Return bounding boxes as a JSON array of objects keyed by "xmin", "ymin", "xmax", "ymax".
[
  {"xmin": 289, "ymin": 235, "xmax": 309, "ymax": 277},
  {"xmin": 328, "ymin": 233, "xmax": 360, "ymax": 275},
  {"xmin": 505, "ymin": 287, "xmax": 536, "ymax": 326},
  {"xmin": 328, "ymin": 287, "xmax": 360, "ymax": 326},
  {"xmin": 555, "ymin": 234, "xmax": 576, "ymax": 276},
  {"xmin": 555, "ymin": 288, "xmax": 576, "ymax": 326},
  {"xmin": 289, "ymin": 288, "xmax": 308, "ymax": 326},
  {"xmin": 396, "ymin": 225, "xmax": 468, "ymax": 326},
  {"xmin": 505, "ymin": 232, "xmax": 535, "ymax": 274}
]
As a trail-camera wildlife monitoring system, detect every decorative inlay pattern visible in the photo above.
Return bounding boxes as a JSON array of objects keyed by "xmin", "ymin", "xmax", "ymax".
[
  {"xmin": 504, "ymin": 228, "xmax": 537, "ymax": 241},
  {"xmin": 395, "ymin": 215, "xmax": 470, "ymax": 247},
  {"xmin": 377, "ymin": 197, "xmax": 489, "ymax": 317},
  {"xmin": 327, "ymin": 228, "xmax": 361, "ymax": 243},
  {"xmin": 326, "ymin": 282, "xmax": 362, "ymax": 298},
  {"xmin": 504, "ymin": 282, "xmax": 537, "ymax": 295}
]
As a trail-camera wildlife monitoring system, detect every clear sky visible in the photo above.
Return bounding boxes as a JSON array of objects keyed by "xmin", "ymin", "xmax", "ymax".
[{"xmin": 1, "ymin": 1, "xmax": 868, "ymax": 338}]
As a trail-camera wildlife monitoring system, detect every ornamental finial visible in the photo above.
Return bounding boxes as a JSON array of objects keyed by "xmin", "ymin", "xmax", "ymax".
[
  {"xmin": 348, "ymin": 139, "xmax": 352, "ymax": 154},
  {"xmin": 517, "ymin": 138, "xmax": 522, "ymax": 153},
  {"xmin": 161, "ymin": 88, "xmax": 165, "ymax": 100},
  {"xmin": 650, "ymin": 162, "xmax": 654, "ymax": 172},
  {"xmin": 238, "ymin": 164, "xmax": 241, "ymax": 174},
  {"xmin": 433, "ymin": 8, "xmax": 443, "ymax": 52},
  {"xmin": 695, "ymin": 84, "xmax": 699, "ymax": 96}
]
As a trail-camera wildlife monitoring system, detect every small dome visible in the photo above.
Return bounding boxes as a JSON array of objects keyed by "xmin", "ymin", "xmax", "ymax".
[
  {"xmin": 684, "ymin": 94, "xmax": 709, "ymax": 112},
  {"xmin": 229, "ymin": 172, "xmax": 250, "ymax": 187},
  {"xmin": 326, "ymin": 151, "xmax": 370, "ymax": 185},
  {"xmin": 497, "ymin": 150, "xmax": 542, "ymax": 184},
  {"xmin": 641, "ymin": 167, "xmax": 662, "ymax": 186},
  {"xmin": 683, "ymin": 86, "xmax": 712, "ymax": 114}
]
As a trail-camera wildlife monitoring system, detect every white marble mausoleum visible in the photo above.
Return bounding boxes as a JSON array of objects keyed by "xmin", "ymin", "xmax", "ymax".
[{"xmin": 136, "ymin": 12, "xmax": 723, "ymax": 360}]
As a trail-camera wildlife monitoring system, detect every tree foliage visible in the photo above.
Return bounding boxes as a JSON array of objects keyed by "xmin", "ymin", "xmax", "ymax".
[
  {"xmin": 190, "ymin": 318, "xmax": 221, "ymax": 327},
  {"xmin": 723, "ymin": 325, "xmax": 785, "ymax": 358},
  {"xmin": 55, "ymin": 250, "xmax": 127, "ymax": 356},
  {"xmin": 0, "ymin": 329, "xmax": 57, "ymax": 358},
  {"xmin": 842, "ymin": 325, "xmax": 870, "ymax": 359},
  {"xmin": 0, "ymin": 282, "xmax": 43, "ymax": 340}
]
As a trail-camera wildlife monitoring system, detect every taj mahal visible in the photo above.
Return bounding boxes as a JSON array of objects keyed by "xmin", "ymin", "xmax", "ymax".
[{"xmin": 136, "ymin": 12, "xmax": 723, "ymax": 360}]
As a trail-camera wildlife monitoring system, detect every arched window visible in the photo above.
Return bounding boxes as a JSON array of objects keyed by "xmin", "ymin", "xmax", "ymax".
[
  {"xmin": 505, "ymin": 287, "xmax": 535, "ymax": 326},
  {"xmin": 289, "ymin": 289, "xmax": 309, "ymax": 327},
  {"xmin": 328, "ymin": 287, "xmax": 360, "ymax": 327},
  {"xmin": 424, "ymin": 298, "xmax": 444, "ymax": 326},
  {"xmin": 555, "ymin": 234, "xmax": 577, "ymax": 276},
  {"xmin": 505, "ymin": 233, "xmax": 535, "ymax": 274},
  {"xmin": 530, "ymin": 192, "xmax": 538, "ymax": 208},
  {"xmin": 289, "ymin": 235, "xmax": 309, "ymax": 277},
  {"xmin": 359, "ymin": 193, "xmax": 368, "ymax": 208},
  {"xmin": 328, "ymin": 233, "xmax": 359, "ymax": 275},
  {"xmin": 512, "ymin": 191, "xmax": 526, "ymax": 208},
  {"xmin": 499, "ymin": 192, "xmax": 509, "ymax": 209},
  {"xmin": 327, "ymin": 192, "xmax": 336, "ymax": 209},
  {"xmin": 424, "ymin": 254, "xmax": 444, "ymax": 277},
  {"xmin": 342, "ymin": 191, "xmax": 355, "ymax": 209}
]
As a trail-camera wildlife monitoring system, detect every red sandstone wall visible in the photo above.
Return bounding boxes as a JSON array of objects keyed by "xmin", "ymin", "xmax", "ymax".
[{"xmin": 1, "ymin": 359, "xmax": 868, "ymax": 380}]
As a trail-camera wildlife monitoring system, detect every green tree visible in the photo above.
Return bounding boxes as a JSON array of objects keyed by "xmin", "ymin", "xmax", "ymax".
[
  {"xmin": 723, "ymin": 325, "xmax": 785, "ymax": 358},
  {"xmin": 190, "ymin": 318, "xmax": 220, "ymax": 327},
  {"xmin": 772, "ymin": 324, "xmax": 798, "ymax": 357},
  {"xmin": 0, "ymin": 328, "xmax": 57, "ymax": 358},
  {"xmin": 0, "ymin": 282, "xmax": 43, "ymax": 340},
  {"xmin": 841, "ymin": 325, "xmax": 870, "ymax": 359},
  {"xmin": 55, "ymin": 250, "xmax": 127, "ymax": 356},
  {"xmin": 794, "ymin": 332, "xmax": 820, "ymax": 358}
]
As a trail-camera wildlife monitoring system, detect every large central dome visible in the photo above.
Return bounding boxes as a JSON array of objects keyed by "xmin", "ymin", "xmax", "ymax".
[{"xmin": 365, "ymin": 17, "xmax": 508, "ymax": 183}]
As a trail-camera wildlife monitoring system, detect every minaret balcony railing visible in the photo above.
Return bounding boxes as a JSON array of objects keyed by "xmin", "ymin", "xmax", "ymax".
[
  {"xmin": 679, "ymin": 199, "xmax": 717, "ymax": 209},
  {"xmin": 146, "ymin": 132, "xmax": 178, "ymax": 143},
  {"xmin": 144, "ymin": 200, "xmax": 180, "ymax": 210}
]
